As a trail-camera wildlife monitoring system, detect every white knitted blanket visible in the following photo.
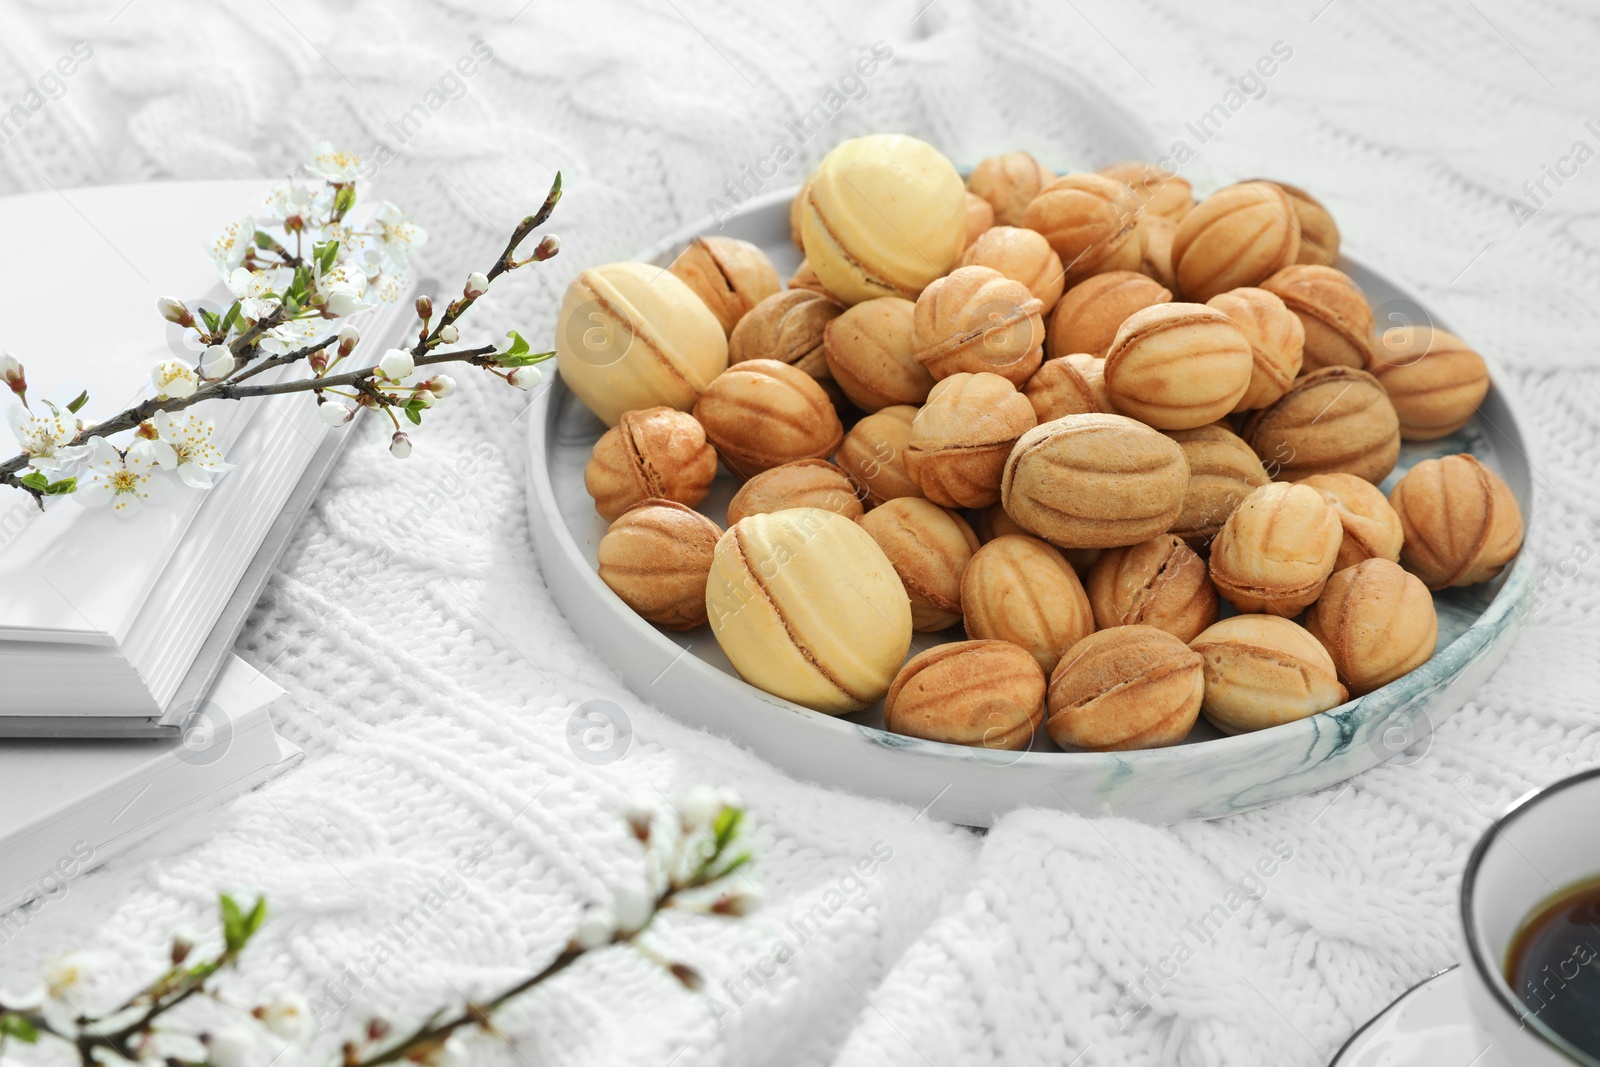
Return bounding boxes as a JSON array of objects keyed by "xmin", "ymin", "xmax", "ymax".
[{"xmin": 3, "ymin": 2, "xmax": 1597, "ymax": 1064}]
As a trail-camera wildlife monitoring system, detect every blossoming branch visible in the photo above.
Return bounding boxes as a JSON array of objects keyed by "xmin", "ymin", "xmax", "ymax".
[
  {"xmin": 0, "ymin": 790, "xmax": 757, "ymax": 1067},
  {"xmin": 0, "ymin": 143, "xmax": 561, "ymax": 514}
]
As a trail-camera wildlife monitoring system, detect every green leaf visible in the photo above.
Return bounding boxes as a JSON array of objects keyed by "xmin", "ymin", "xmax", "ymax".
[
  {"xmin": 245, "ymin": 896, "xmax": 268, "ymax": 940},
  {"xmin": 65, "ymin": 390, "xmax": 88, "ymax": 414},
  {"xmin": 41, "ymin": 477, "xmax": 76, "ymax": 496},
  {"xmin": 712, "ymin": 852, "xmax": 751, "ymax": 881},
  {"xmin": 404, "ymin": 407, "xmax": 422, "ymax": 426},
  {"xmin": 314, "ymin": 240, "xmax": 340, "ymax": 273},
  {"xmin": 253, "ymin": 231, "xmax": 280, "ymax": 250},
  {"xmin": 501, "ymin": 330, "xmax": 530, "ymax": 360},
  {"xmin": 0, "ymin": 1014, "xmax": 39, "ymax": 1043},
  {"xmin": 199, "ymin": 308, "xmax": 221, "ymax": 333},
  {"xmin": 220, "ymin": 893, "xmax": 245, "ymax": 953},
  {"xmin": 18, "ymin": 471, "xmax": 47, "ymax": 492},
  {"xmin": 333, "ymin": 185, "xmax": 356, "ymax": 217},
  {"xmin": 220, "ymin": 301, "xmax": 242, "ymax": 335},
  {"xmin": 712, "ymin": 807, "xmax": 743, "ymax": 853},
  {"xmin": 494, "ymin": 330, "xmax": 556, "ymax": 367}
]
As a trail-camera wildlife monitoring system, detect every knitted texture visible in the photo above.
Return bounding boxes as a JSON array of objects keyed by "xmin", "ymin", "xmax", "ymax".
[{"xmin": 1, "ymin": 2, "xmax": 1597, "ymax": 1065}]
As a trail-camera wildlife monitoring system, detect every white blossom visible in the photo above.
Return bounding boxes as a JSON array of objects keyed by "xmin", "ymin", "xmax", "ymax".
[
  {"xmin": 338, "ymin": 324, "xmax": 360, "ymax": 347},
  {"xmin": 258, "ymin": 994, "xmax": 313, "ymax": 1042},
  {"xmin": 43, "ymin": 951, "xmax": 101, "ymax": 1004},
  {"xmin": 319, "ymin": 217, "xmax": 354, "ymax": 252},
  {"xmin": 205, "ymin": 1027, "xmax": 256, "ymax": 1067},
  {"xmin": 508, "ymin": 366, "xmax": 542, "ymax": 390},
  {"xmin": 227, "ymin": 266, "xmax": 287, "ymax": 322},
  {"xmin": 378, "ymin": 348, "xmax": 414, "ymax": 380},
  {"xmin": 258, "ymin": 319, "xmax": 323, "ymax": 357},
  {"xmin": 368, "ymin": 271, "xmax": 405, "ymax": 304},
  {"xmin": 206, "ymin": 216, "xmax": 256, "ymax": 272},
  {"xmin": 373, "ymin": 201, "xmax": 427, "ymax": 268},
  {"xmin": 0, "ymin": 982, "xmax": 45, "ymax": 1012},
  {"xmin": 142, "ymin": 1031, "xmax": 208, "ymax": 1063},
  {"xmin": 438, "ymin": 325, "xmax": 459, "ymax": 344},
  {"xmin": 305, "ymin": 142, "xmax": 362, "ymax": 183},
  {"xmin": 74, "ymin": 438, "xmax": 174, "ymax": 515},
  {"xmin": 388, "ymin": 431, "xmax": 412, "ymax": 459},
  {"xmin": 150, "ymin": 360, "xmax": 199, "ymax": 400},
  {"xmin": 153, "ymin": 410, "xmax": 233, "ymax": 489},
  {"xmin": 318, "ymin": 400, "xmax": 354, "ymax": 426},
  {"xmin": 427, "ymin": 374, "xmax": 456, "ymax": 398},
  {"xmin": 678, "ymin": 785, "xmax": 739, "ymax": 831},
  {"xmin": 262, "ymin": 181, "xmax": 314, "ymax": 224},
  {"xmin": 200, "ymin": 344, "xmax": 236, "ymax": 380},
  {"xmin": 464, "ymin": 271, "xmax": 489, "ymax": 298},
  {"xmin": 7, "ymin": 404, "xmax": 81, "ymax": 473}
]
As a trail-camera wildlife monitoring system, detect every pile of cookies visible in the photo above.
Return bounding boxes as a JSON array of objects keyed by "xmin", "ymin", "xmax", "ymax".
[{"xmin": 557, "ymin": 133, "xmax": 1525, "ymax": 754}]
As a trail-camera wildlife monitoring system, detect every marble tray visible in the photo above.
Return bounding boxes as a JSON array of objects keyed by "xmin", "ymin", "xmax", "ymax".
[{"xmin": 525, "ymin": 184, "xmax": 1536, "ymax": 826}]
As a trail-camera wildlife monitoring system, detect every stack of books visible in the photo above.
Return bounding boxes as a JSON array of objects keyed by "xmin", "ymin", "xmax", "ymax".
[
  {"xmin": 0, "ymin": 655, "xmax": 296, "ymax": 917},
  {"xmin": 0, "ymin": 179, "xmax": 413, "ymax": 906}
]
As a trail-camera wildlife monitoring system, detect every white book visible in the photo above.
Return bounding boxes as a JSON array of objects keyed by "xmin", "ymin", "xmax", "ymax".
[
  {"xmin": 0, "ymin": 181, "xmax": 414, "ymax": 729},
  {"xmin": 0, "ymin": 654, "xmax": 301, "ymax": 919}
]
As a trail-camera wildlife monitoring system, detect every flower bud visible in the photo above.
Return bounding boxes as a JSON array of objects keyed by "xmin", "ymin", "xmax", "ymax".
[
  {"xmin": 378, "ymin": 348, "xmax": 414, "ymax": 380},
  {"xmin": 156, "ymin": 296, "xmax": 195, "ymax": 328},
  {"xmin": 324, "ymin": 288, "xmax": 368, "ymax": 317},
  {"xmin": 200, "ymin": 344, "xmax": 236, "ymax": 380},
  {"xmin": 415, "ymin": 295, "xmax": 433, "ymax": 320},
  {"xmin": 438, "ymin": 324, "xmax": 459, "ymax": 344},
  {"xmin": 573, "ymin": 906, "xmax": 615, "ymax": 951},
  {"xmin": 668, "ymin": 963, "xmax": 704, "ymax": 992},
  {"xmin": 338, "ymin": 324, "xmax": 360, "ymax": 359},
  {"xmin": 613, "ymin": 885, "xmax": 652, "ymax": 934},
  {"xmin": 464, "ymin": 271, "xmax": 489, "ymax": 298},
  {"xmin": 389, "ymin": 431, "xmax": 412, "ymax": 459},
  {"xmin": 623, "ymin": 801, "xmax": 653, "ymax": 844},
  {"xmin": 427, "ymin": 374, "xmax": 457, "ymax": 398},
  {"xmin": 310, "ymin": 351, "xmax": 329, "ymax": 374},
  {"xmin": 317, "ymin": 399, "xmax": 354, "ymax": 426},
  {"xmin": 1, "ymin": 352, "xmax": 24, "ymax": 397},
  {"xmin": 412, "ymin": 389, "xmax": 435, "ymax": 409},
  {"xmin": 711, "ymin": 888, "xmax": 762, "ymax": 917},
  {"xmin": 535, "ymin": 234, "xmax": 561, "ymax": 261},
  {"xmin": 507, "ymin": 366, "xmax": 542, "ymax": 390}
]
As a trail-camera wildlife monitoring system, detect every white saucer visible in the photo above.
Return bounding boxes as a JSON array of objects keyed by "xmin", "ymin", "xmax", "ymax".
[{"xmin": 1331, "ymin": 966, "xmax": 1509, "ymax": 1066}]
